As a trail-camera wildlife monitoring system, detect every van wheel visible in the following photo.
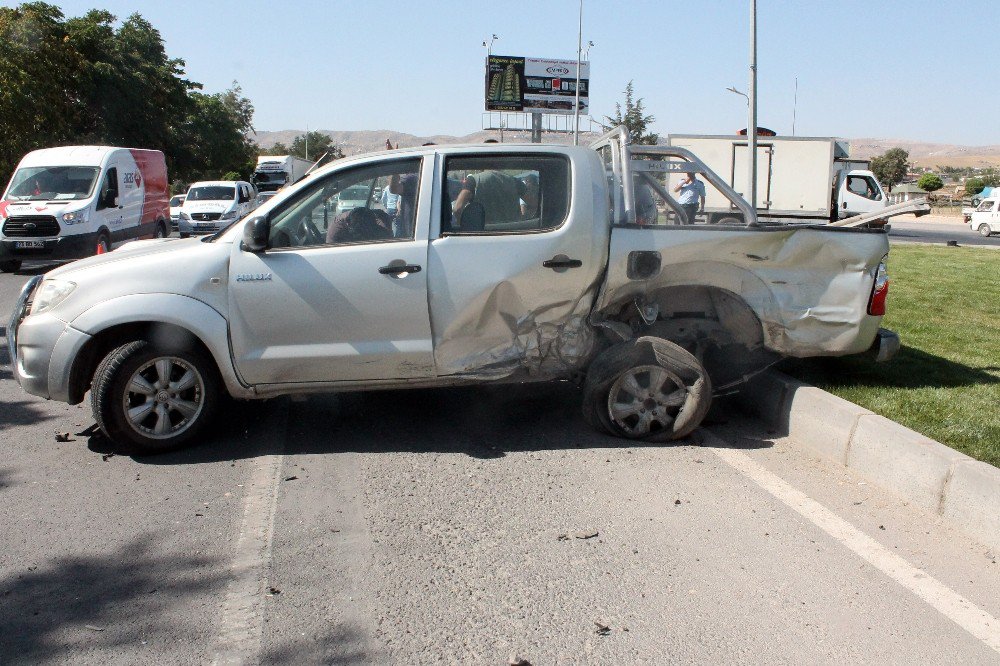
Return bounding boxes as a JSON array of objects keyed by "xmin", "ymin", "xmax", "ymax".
[
  {"xmin": 979, "ymin": 224, "xmax": 992, "ymax": 237},
  {"xmin": 95, "ymin": 232, "xmax": 111, "ymax": 255},
  {"xmin": 179, "ymin": 232, "xmax": 191, "ymax": 239},
  {"xmin": 91, "ymin": 340, "xmax": 220, "ymax": 455},
  {"xmin": 0, "ymin": 260, "xmax": 21, "ymax": 273},
  {"xmin": 154, "ymin": 221, "xmax": 168, "ymax": 238},
  {"xmin": 583, "ymin": 336, "xmax": 712, "ymax": 442}
]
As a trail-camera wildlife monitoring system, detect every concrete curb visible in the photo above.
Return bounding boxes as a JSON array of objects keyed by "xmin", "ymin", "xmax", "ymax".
[{"xmin": 739, "ymin": 370, "xmax": 1000, "ymax": 551}]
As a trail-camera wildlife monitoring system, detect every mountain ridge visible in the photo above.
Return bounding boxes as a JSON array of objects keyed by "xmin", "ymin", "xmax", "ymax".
[{"xmin": 250, "ymin": 129, "xmax": 1000, "ymax": 168}]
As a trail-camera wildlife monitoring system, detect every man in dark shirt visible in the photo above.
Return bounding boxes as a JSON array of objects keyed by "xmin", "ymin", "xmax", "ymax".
[{"xmin": 325, "ymin": 207, "xmax": 392, "ymax": 244}]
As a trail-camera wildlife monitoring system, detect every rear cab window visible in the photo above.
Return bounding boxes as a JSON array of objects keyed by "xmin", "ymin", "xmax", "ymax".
[{"xmin": 442, "ymin": 154, "xmax": 570, "ymax": 235}]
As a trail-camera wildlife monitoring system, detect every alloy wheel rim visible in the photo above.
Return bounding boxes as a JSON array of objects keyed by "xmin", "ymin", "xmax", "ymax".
[
  {"xmin": 122, "ymin": 356, "xmax": 205, "ymax": 439},
  {"xmin": 607, "ymin": 364, "xmax": 689, "ymax": 436}
]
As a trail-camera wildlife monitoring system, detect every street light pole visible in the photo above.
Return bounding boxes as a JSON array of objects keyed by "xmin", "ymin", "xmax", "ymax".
[
  {"xmin": 748, "ymin": 0, "xmax": 758, "ymax": 210},
  {"xmin": 573, "ymin": 0, "xmax": 584, "ymax": 145}
]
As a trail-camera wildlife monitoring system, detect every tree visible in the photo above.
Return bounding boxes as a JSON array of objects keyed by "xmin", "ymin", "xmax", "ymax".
[
  {"xmin": 261, "ymin": 142, "xmax": 290, "ymax": 156},
  {"xmin": 603, "ymin": 81, "xmax": 658, "ymax": 145},
  {"xmin": 169, "ymin": 84, "xmax": 257, "ymax": 182},
  {"xmin": 965, "ymin": 177, "xmax": 986, "ymax": 197},
  {"xmin": 0, "ymin": 5, "xmax": 256, "ymax": 185},
  {"xmin": 869, "ymin": 148, "xmax": 909, "ymax": 191},
  {"xmin": 917, "ymin": 173, "xmax": 943, "ymax": 192},
  {"xmin": 289, "ymin": 131, "xmax": 343, "ymax": 161}
]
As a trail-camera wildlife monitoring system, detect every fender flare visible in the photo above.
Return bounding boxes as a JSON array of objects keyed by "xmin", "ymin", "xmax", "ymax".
[{"xmin": 70, "ymin": 293, "xmax": 253, "ymax": 398}]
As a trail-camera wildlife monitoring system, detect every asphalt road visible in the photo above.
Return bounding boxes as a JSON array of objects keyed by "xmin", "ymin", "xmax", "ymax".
[
  {"xmin": 888, "ymin": 216, "xmax": 1000, "ymax": 248},
  {"xmin": 1, "ymin": 262, "xmax": 999, "ymax": 664}
]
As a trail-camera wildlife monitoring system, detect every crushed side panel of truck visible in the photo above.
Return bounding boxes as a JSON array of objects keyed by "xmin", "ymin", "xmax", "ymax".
[
  {"xmin": 431, "ymin": 278, "xmax": 602, "ymax": 380},
  {"xmin": 596, "ymin": 226, "xmax": 888, "ymax": 358}
]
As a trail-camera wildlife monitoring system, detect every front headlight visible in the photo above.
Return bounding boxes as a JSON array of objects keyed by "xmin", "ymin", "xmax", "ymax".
[
  {"xmin": 179, "ymin": 211, "xmax": 190, "ymax": 220},
  {"xmin": 220, "ymin": 209, "xmax": 237, "ymax": 220},
  {"xmin": 62, "ymin": 211, "xmax": 88, "ymax": 225},
  {"xmin": 30, "ymin": 279, "xmax": 77, "ymax": 315}
]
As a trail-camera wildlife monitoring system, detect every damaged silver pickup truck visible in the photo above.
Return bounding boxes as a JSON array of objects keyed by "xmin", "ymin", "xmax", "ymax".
[{"xmin": 8, "ymin": 128, "xmax": 898, "ymax": 454}]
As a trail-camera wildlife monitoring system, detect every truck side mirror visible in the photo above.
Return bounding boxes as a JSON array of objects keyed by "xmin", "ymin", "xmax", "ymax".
[{"xmin": 242, "ymin": 216, "xmax": 270, "ymax": 252}]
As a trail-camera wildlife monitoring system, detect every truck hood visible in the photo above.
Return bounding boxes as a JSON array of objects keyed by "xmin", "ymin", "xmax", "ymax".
[{"xmin": 43, "ymin": 238, "xmax": 234, "ymax": 323}]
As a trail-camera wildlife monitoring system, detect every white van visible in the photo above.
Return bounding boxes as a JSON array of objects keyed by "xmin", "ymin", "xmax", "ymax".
[
  {"xmin": 0, "ymin": 146, "xmax": 170, "ymax": 272},
  {"xmin": 969, "ymin": 197, "xmax": 999, "ymax": 237},
  {"xmin": 178, "ymin": 180, "xmax": 257, "ymax": 236}
]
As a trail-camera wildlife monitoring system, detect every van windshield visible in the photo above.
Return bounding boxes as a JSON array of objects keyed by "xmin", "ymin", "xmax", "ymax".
[
  {"xmin": 187, "ymin": 186, "xmax": 235, "ymax": 201},
  {"xmin": 6, "ymin": 166, "xmax": 101, "ymax": 202}
]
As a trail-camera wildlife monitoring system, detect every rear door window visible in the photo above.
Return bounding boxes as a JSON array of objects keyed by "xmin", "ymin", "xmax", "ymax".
[{"xmin": 442, "ymin": 154, "xmax": 569, "ymax": 234}]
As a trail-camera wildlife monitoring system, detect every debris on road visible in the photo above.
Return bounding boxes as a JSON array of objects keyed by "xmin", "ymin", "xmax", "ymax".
[
  {"xmin": 594, "ymin": 621, "xmax": 611, "ymax": 636},
  {"xmin": 284, "ymin": 475, "xmax": 298, "ymax": 482},
  {"xmin": 84, "ymin": 625, "xmax": 105, "ymax": 632},
  {"xmin": 509, "ymin": 659, "xmax": 532, "ymax": 666},
  {"xmin": 101, "ymin": 453, "xmax": 115, "ymax": 462},
  {"xmin": 54, "ymin": 432, "xmax": 72, "ymax": 442},
  {"xmin": 674, "ymin": 499, "xmax": 682, "ymax": 505},
  {"xmin": 267, "ymin": 586, "xmax": 281, "ymax": 595}
]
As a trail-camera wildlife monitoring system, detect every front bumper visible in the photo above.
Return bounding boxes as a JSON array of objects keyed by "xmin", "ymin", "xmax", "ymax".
[
  {"xmin": 868, "ymin": 327, "xmax": 900, "ymax": 363},
  {"xmin": 8, "ymin": 276, "xmax": 92, "ymax": 402},
  {"xmin": 0, "ymin": 231, "xmax": 100, "ymax": 261}
]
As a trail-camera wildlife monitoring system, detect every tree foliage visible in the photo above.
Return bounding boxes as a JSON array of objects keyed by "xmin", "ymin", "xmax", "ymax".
[
  {"xmin": 916, "ymin": 173, "xmax": 943, "ymax": 192},
  {"xmin": 869, "ymin": 148, "xmax": 909, "ymax": 191},
  {"xmin": 288, "ymin": 131, "xmax": 344, "ymax": 162},
  {"xmin": 603, "ymin": 81, "xmax": 658, "ymax": 145},
  {"xmin": 0, "ymin": 3, "xmax": 256, "ymax": 184}
]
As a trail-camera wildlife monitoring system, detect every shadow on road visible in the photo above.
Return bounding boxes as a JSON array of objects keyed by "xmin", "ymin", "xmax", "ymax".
[
  {"xmin": 781, "ymin": 345, "xmax": 999, "ymax": 391},
  {"xmin": 121, "ymin": 382, "xmax": 770, "ymax": 466},
  {"xmin": 261, "ymin": 625, "xmax": 371, "ymax": 665},
  {"xmin": 0, "ymin": 532, "xmax": 224, "ymax": 662},
  {"xmin": 0, "ymin": 398, "xmax": 55, "ymax": 433}
]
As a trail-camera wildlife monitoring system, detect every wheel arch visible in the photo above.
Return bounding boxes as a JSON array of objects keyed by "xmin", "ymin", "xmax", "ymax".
[{"xmin": 65, "ymin": 294, "xmax": 252, "ymax": 403}]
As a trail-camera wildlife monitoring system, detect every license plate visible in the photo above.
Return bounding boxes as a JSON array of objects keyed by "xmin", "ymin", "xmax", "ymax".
[
  {"xmin": 14, "ymin": 240, "xmax": 45, "ymax": 249},
  {"xmin": 196, "ymin": 223, "xmax": 216, "ymax": 230}
]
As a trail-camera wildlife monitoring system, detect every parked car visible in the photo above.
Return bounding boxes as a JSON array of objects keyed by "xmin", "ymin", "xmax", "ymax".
[
  {"xmin": 169, "ymin": 194, "xmax": 186, "ymax": 231},
  {"xmin": 7, "ymin": 129, "xmax": 898, "ymax": 454},
  {"xmin": 334, "ymin": 184, "xmax": 371, "ymax": 214},
  {"xmin": 969, "ymin": 197, "xmax": 999, "ymax": 236}
]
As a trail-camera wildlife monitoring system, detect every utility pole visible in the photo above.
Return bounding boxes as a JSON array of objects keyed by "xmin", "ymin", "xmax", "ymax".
[
  {"xmin": 573, "ymin": 0, "xmax": 583, "ymax": 145},
  {"xmin": 748, "ymin": 0, "xmax": 758, "ymax": 210},
  {"xmin": 792, "ymin": 77, "xmax": 798, "ymax": 136}
]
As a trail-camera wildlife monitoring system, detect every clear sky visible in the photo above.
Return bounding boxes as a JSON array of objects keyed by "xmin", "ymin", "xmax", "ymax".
[{"xmin": 7, "ymin": 0, "xmax": 995, "ymax": 145}]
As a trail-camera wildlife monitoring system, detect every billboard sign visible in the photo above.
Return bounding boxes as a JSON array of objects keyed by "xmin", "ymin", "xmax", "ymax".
[{"xmin": 485, "ymin": 55, "xmax": 589, "ymax": 115}]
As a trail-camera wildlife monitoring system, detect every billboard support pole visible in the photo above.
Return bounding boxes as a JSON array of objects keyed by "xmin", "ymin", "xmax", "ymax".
[
  {"xmin": 573, "ymin": 0, "xmax": 583, "ymax": 145},
  {"xmin": 531, "ymin": 114, "xmax": 542, "ymax": 144}
]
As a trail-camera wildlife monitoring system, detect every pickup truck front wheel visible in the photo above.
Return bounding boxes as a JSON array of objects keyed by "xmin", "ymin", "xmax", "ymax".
[
  {"xmin": 91, "ymin": 340, "xmax": 220, "ymax": 455},
  {"xmin": 583, "ymin": 336, "xmax": 712, "ymax": 442}
]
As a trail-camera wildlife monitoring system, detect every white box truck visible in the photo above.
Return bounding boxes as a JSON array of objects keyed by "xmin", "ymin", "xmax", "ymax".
[
  {"xmin": 0, "ymin": 146, "xmax": 170, "ymax": 272},
  {"xmin": 251, "ymin": 155, "xmax": 312, "ymax": 193},
  {"xmin": 665, "ymin": 135, "xmax": 888, "ymax": 224}
]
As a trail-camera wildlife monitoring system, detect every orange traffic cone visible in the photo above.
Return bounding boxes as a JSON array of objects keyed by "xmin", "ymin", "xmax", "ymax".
[{"xmin": 96, "ymin": 242, "xmax": 105, "ymax": 255}]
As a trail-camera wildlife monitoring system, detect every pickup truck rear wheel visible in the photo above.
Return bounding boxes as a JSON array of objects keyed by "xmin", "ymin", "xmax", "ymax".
[
  {"xmin": 91, "ymin": 340, "xmax": 219, "ymax": 455},
  {"xmin": 583, "ymin": 336, "xmax": 712, "ymax": 442},
  {"xmin": 979, "ymin": 224, "xmax": 992, "ymax": 237}
]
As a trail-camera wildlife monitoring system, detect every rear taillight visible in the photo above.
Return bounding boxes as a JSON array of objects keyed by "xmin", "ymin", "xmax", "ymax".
[{"xmin": 867, "ymin": 259, "xmax": 889, "ymax": 316}]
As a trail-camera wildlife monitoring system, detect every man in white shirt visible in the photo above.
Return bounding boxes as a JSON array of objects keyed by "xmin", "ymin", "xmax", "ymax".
[{"xmin": 673, "ymin": 171, "xmax": 706, "ymax": 224}]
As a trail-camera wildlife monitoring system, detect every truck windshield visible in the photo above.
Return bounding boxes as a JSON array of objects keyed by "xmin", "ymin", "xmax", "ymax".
[
  {"xmin": 187, "ymin": 186, "xmax": 235, "ymax": 201},
  {"xmin": 5, "ymin": 166, "xmax": 101, "ymax": 202}
]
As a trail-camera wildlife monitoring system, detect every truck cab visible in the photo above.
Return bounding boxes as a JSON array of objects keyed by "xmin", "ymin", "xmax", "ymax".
[
  {"xmin": 969, "ymin": 197, "xmax": 999, "ymax": 236},
  {"xmin": 835, "ymin": 169, "xmax": 887, "ymax": 219}
]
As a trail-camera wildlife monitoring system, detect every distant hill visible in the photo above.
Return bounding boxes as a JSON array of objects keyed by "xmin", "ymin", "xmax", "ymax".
[{"xmin": 251, "ymin": 129, "xmax": 1000, "ymax": 168}]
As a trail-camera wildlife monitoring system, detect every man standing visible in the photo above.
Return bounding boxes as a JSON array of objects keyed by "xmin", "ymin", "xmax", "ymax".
[{"xmin": 673, "ymin": 170, "xmax": 706, "ymax": 224}]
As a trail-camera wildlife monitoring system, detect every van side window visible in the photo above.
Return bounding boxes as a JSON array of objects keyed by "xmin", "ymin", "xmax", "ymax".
[
  {"xmin": 97, "ymin": 168, "xmax": 119, "ymax": 209},
  {"xmin": 239, "ymin": 185, "xmax": 249, "ymax": 203},
  {"xmin": 976, "ymin": 199, "xmax": 994, "ymax": 212},
  {"xmin": 443, "ymin": 155, "xmax": 569, "ymax": 235}
]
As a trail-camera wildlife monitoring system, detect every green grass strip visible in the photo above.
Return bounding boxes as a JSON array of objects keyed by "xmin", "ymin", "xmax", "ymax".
[{"xmin": 782, "ymin": 244, "xmax": 1000, "ymax": 468}]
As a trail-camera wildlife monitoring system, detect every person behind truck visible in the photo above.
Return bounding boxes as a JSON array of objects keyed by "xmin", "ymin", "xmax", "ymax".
[{"xmin": 673, "ymin": 170, "xmax": 706, "ymax": 224}]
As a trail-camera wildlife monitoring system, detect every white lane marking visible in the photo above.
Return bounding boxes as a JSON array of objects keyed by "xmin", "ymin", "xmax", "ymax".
[
  {"xmin": 708, "ymin": 434, "xmax": 1000, "ymax": 655},
  {"xmin": 211, "ymin": 450, "xmax": 284, "ymax": 665}
]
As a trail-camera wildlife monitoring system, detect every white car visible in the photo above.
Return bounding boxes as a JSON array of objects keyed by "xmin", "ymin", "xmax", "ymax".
[
  {"xmin": 969, "ymin": 197, "xmax": 999, "ymax": 237},
  {"xmin": 169, "ymin": 194, "xmax": 186, "ymax": 230}
]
